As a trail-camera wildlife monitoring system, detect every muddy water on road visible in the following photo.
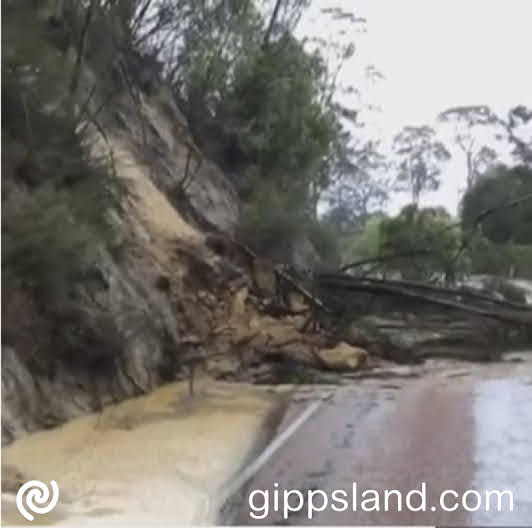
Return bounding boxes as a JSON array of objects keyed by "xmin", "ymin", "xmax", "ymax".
[
  {"xmin": 236, "ymin": 356, "xmax": 532, "ymax": 526},
  {"xmin": 3, "ymin": 358, "xmax": 531, "ymax": 526},
  {"xmin": 1, "ymin": 380, "xmax": 287, "ymax": 526}
]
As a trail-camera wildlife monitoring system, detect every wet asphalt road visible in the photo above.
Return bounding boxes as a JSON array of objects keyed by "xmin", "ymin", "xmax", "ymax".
[{"xmin": 234, "ymin": 355, "xmax": 532, "ymax": 526}]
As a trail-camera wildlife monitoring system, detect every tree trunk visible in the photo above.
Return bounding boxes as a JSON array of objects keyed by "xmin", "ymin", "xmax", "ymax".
[
  {"xmin": 466, "ymin": 150, "xmax": 474, "ymax": 190},
  {"xmin": 263, "ymin": 0, "xmax": 283, "ymax": 49}
]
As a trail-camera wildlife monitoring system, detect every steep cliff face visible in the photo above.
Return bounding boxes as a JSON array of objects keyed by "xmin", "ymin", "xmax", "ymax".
[{"xmin": 1, "ymin": 87, "xmax": 243, "ymax": 444}]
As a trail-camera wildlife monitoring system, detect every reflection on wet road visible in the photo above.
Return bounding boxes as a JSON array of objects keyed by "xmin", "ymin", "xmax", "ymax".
[
  {"xmin": 236, "ymin": 355, "xmax": 532, "ymax": 526},
  {"xmin": 472, "ymin": 377, "xmax": 532, "ymax": 524},
  {"xmin": 2, "ymin": 357, "xmax": 531, "ymax": 526}
]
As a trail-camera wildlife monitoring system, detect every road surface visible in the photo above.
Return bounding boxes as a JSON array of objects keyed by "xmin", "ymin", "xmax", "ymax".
[{"xmin": 233, "ymin": 355, "xmax": 532, "ymax": 525}]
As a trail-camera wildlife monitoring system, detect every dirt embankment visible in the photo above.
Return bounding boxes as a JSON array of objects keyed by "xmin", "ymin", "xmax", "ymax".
[
  {"xmin": 0, "ymin": 82, "xmax": 368, "ymax": 446},
  {"xmin": 1, "ymin": 84, "xmax": 242, "ymax": 445}
]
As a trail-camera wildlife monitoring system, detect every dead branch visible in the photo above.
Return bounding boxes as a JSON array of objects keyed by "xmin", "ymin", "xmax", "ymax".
[
  {"xmin": 340, "ymin": 250, "xmax": 432, "ymax": 273},
  {"xmin": 450, "ymin": 192, "xmax": 532, "ymax": 267},
  {"xmin": 178, "ymin": 145, "xmax": 203, "ymax": 192},
  {"xmin": 213, "ymin": 235, "xmax": 331, "ymax": 313}
]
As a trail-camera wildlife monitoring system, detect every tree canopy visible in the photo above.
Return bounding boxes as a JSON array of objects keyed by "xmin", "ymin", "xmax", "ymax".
[
  {"xmin": 461, "ymin": 164, "xmax": 532, "ymax": 245},
  {"xmin": 392, "ymin": 125, "xmax": 451, "ymax": 205}
]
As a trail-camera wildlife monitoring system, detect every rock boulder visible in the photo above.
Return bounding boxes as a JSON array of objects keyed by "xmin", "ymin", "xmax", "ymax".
[{"xmin": 316, "ymin": 342, "xmax": 368, "ymax": 371}]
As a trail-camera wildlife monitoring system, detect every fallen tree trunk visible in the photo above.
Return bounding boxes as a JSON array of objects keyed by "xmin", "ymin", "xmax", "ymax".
[
  {"xmin": 339, "ymin": 250, "xmax": 432, "ymax": 273},
  {"xmin": 316, "ymin": 274, "xmax": 532, "ymax": 326},
  {"xmin": 317, "ymin": 273, "xmax": 532, "ymax": 312}
]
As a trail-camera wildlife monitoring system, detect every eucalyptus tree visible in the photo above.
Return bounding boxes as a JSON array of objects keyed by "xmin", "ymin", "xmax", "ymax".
[
  {"xmin": 495, "ymin": 105, "xmax": 532, "ymax": 167},
  {"xmin": 324, "ymin": 139, "xmax": 390, "ymax": 234},
  {"xmin": 392, "ymin": 125, "xmax": 451, "ymax": 205},
  {"xmin": 438, "ymin": 105, "xmax": 498, "ymax": 190}
]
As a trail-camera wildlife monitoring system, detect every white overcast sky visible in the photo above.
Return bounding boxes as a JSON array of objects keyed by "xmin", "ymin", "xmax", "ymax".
[{"xmin": 298, "ymin": 0, "xmax": 532, "ymax": 216}]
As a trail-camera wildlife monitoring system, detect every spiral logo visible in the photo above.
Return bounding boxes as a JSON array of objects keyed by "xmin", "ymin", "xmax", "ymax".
[{"xmin": 16, "ymin": 480, "xmax": 59, "ymax": 521}]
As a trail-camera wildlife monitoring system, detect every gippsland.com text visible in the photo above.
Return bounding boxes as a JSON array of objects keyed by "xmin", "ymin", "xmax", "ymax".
[{"xmin": 248, "ymin": 482, "xmax": 514, "ymax": 520}]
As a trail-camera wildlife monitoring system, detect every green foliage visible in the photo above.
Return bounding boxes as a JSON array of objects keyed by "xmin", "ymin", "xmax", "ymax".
[
  {"xmin": 393, "ymin": 126, "xmax": 451, "ymax": 205},
  {"xmin": 2, "ymin": 2, "xmax": 119, "ymax": 296},
  {"xmin": 158, "ymin": 1, "xmax": 343, "ymax": 256},
  {"xmin": 222, "ymin": 37, "xmax": 337, "ymax": 192},
  {"xmin": 2, "ymin": 186, "xmax": 104, "ymax": 292},
  {"xmin": 239, "ymin": 182, "xmax": 340, "ymax": 264},
  {"xmin": 3, "ymin": 6, "xmax": 74, "ymax": 118},
  {"xmin": 378, "ymin": 205, "xmax": 464, "ymax": 281},
  {"xmin": 341, "ymin": 213, "xmax": 386, "ymax": 264},
  {"xmin": 467, "ymin": 235, "xmax": 532, "ymax": 278},
  {"xmin": 239, "ymin": 182, "xmax": 304, "ymax": 253},
  {"xmin": 438, "ymin": 105, "xmax": 498, "ymax": 189},
  {"xmin": 176, "ymin": 0, "xmax": 263, "ymax": 108},
  {"xmin": 323, "ymin": 140, "xmax": 390, "ymax": 235},
  {"xmin": 461, "ymin": 164, "xmax": 532, "ymax": 244}
]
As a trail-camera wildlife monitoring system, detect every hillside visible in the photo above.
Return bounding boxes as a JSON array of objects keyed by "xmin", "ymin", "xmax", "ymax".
[{"xmin": 3, "ymin": 1, "xmax": 532, "ymax": 448}]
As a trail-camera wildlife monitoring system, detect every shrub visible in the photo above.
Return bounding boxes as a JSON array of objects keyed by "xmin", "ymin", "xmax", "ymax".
[
  {"xmin": 238, "ymin": 182, "xmax": 305, "ymax": 257},
  {"xmin": 2, "ymin": 3, "xmax": 119, "ymax": 297},
  {"xmin": 377, "ymin": 205, "xmax": 465, "ymax": 282},
  {"xmin": 468, "ymin": 236, "xmax": 532, "ymax": 278},
  {"xmin": 238, "ymin": 181, "xmax": 341, "ymax": 265},
  {"xmin": 2, "ymin": 184, "xmax": 110, "ymax": 294}
]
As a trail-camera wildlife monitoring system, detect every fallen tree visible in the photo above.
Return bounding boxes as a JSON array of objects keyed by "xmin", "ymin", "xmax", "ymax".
[
  {"xmin": 317, "ymin": 273, "xmax": 532, "ymax": 311},
  {"xmin": 202, "ymin": 232, "xmax": 531, "ymax": 371},
  {"xmin": 315, "ymin": 272, "xmax": 532, "ymax": 326}
]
